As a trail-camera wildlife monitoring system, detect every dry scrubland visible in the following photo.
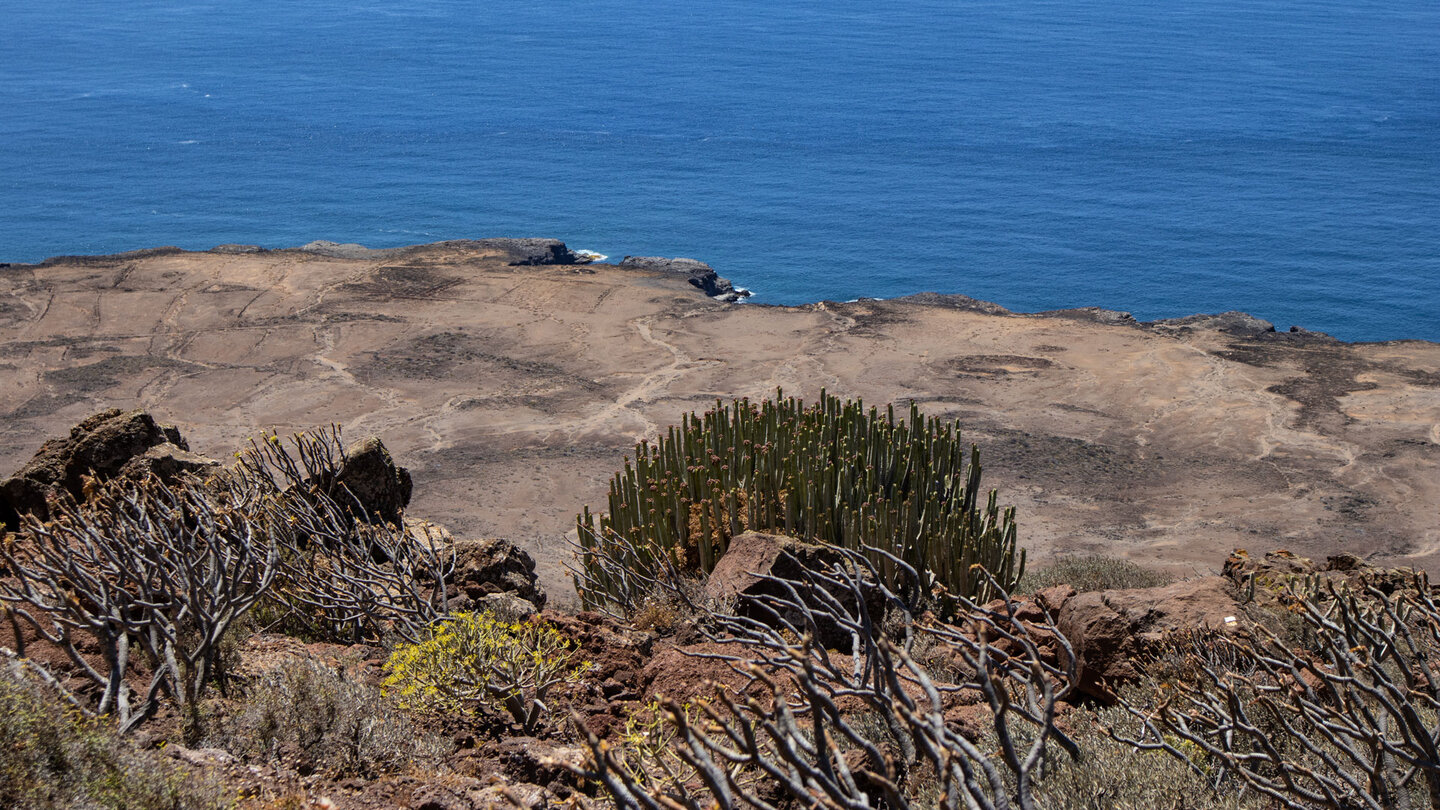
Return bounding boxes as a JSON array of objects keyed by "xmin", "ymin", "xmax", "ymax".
[{"xmin": 1, "ymin": 240, "xmax": 1439, "ymax": 808}]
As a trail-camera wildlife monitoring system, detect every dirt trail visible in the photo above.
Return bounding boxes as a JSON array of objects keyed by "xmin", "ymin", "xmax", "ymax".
[{"xmin": 2, "ymin": 243, "xmax": 1437, "ymax": 598}]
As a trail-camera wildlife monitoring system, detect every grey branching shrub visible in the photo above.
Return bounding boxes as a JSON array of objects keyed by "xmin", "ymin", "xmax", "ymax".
[
  {"xmin": 217, "ymin": 657, "xmax": 450, "ymax": 779},
  {"xmin": 0, "ymin": 657, "xmax": 231, "ymax": 810},
  {"xmin": 0, "ymin": 478, "xmax": 278, "ymax": 733},
  {"xmin": 1116, "ymin": 575, "xmax": 1440, "ymax": 810},
  {"xmin": 0, "ymin": 426, "xmax": 449, "ymax": 735},
  {"xmin": 221, "ymin": 428, "xmax": 452, "ymax": 644},
  {"xmin": 576, "ymin": 390, "xmax": 1022, "ymax": 612},
  {"xmin": 569, "ymin": 539, "xmax": 1076, "ymax": 810}
]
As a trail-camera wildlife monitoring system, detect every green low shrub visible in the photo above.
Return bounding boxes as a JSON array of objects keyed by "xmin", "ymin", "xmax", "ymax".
[
  {"xmin": 382, "ymin": 612, "xmax": 590, "ymax": 733},
  {"xmin": 1021, "ymin": 554, "xmax": 1173, "ymax": 593},
  {"xmin": 0, "ymin": 664, "xmax": 232, "ymax": 810}
]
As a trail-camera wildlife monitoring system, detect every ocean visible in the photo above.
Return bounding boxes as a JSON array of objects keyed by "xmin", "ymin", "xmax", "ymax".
[{"xmin": 2, "ymin": 0, "xmax": 1437, "ymax": 341}]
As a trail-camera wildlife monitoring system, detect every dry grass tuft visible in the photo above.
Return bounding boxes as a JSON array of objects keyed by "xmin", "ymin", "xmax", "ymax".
[{"xmin": 1022, "ymin": 554, "xmax": 1174, "ymax": 593}]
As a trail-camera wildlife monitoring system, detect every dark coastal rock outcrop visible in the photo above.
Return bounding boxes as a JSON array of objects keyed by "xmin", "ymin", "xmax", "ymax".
[
  {"xmin": 296, "ymin": 237, "xmax": 579, "ymax": 266},
  {"xmin": 1146, "ymin": 311, "xmax": 1277, "ymax": 337},
  {"xmin": 619, "ymin": 256, "xmax": 752, "ymax": 303},
  {"xmin": 473, "ymin": 238, "xmax": 578, "ymax": 266},
  {"xmin": 447, "ymin": 537, "xmax": 548, "ymax": 612},
  {"xmin": 0, "ymin": 408, "xmax": 215, "ymax": 531},
  {"xmin": 1144, "ymin": 312, "xmax": 1336, "ymax": 342},
  {"xmin": 1037, "ymin": 306, "xmax": 1138, "ymax": 326},
  {"xmin": 891, "ymin": 292, "xmax": 1013, "ymax": 316},
  {"xmin": 295, "ymin": 240, "xmax": 408, "ymax": 260},
  {"xmin": 36, "ymin": 247, "xmax": 186, "ymax": 267}
]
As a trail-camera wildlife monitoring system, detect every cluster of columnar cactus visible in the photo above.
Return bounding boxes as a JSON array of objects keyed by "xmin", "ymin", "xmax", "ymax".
[{"xmin": 576, "ymin": 390, "xmax": 1022, "ymax": 607}]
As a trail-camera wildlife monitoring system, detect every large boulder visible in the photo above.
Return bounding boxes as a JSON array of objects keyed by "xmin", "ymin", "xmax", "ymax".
[
  {"xmin": 448, "ymin": 538, "xmax": 547, "ymax": 611},
  {"xmin": 118, "ymin": 443, "xmax": 221, "ymax": 483},
  {"xmin": 704, "ymin": 531, "xmax": 886, "ymax": 649},
  {"xmin": 1222, "ymin": 548, "xmax": 1420, "ymax": 596},
  {"xmin": 1055, "ymin": 576, "xmax": 1244, "ymax": 702},
  {"xmin": 325, "ymin": 436, "xmax": 413, "ymax": 525},
  {"xmin": 0, "ymin": 409, "xmax": 211, "ymax": 531},
  {"xmin": 1145, "ymin": 311, "xmax": 1277, "ymax": 337}
]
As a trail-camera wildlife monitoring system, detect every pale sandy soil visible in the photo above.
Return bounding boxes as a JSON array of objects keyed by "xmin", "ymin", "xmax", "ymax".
[{"xmin": 2, "ymin": 241, "xmax": 1437, "ymax": 599}]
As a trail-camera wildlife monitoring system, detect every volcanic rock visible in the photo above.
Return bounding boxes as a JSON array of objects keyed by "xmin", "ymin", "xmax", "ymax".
[
  {"xmin": 327, "ymin": 436, "xmax": 414, "ymax": 525},
  {"xmin": 1146, "ymin": 311, "xmax": 1277, "ymax": 337},
  {"xmin": 1223, "ymin": 548, "xmax": 1420, "ymax": 596},
  {"xmin": 474, "ymin": 238, "xmax": 578, "ymax": 266},
  {"xmin": 619, "ymin": 256, "xmax": 751, "ymax": 302},
  {"xmin": 1056, "ymin": 576, "xmax": 1244, "ymax": 702},
  {"xmin": 449, "ymin": 537, "xmax": 547, "ymax": 609},
  {"xmin": 0, "ymin": 408, "xmax": 205, "ymax": 530},
  {"xmin": 465, "ymin": 592, "xmax": 540, "ymax": 620},
  {"xmin": 117, "ymin": 443, "xmax": 221, "ymax": 483},
  {"xmin": 705, "ymin": 531, "xmax": 885, "ymax": 649}
]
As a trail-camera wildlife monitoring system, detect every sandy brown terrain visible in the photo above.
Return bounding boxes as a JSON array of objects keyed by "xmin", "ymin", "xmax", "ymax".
[{"xmin": 2, "ymin": 240, "xmax": 1437, "ymax": 599}]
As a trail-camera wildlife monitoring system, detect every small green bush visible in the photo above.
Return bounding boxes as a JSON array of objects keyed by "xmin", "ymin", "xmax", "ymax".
[
  {"xmin": 382, "ymin": 612, "xmax": 590, "ymax": 733},
  {"xmin": 1021, "ymin": 554, "xmax": 1173, "ymax": 593},
  {"xmin": 215, "ymin": 657, "xmax": 449, "ymax": 779},
  {"xmin": 0, "ymin": 664, "xmax": 232, "ymax": 810}
]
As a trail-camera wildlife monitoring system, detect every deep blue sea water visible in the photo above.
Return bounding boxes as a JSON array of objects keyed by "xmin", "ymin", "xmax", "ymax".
[{"xmin": 2, "ymin": 0, "xmax": 1437, "ymax": 341}]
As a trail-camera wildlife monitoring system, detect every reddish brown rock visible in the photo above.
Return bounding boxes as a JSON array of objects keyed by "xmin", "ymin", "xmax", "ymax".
[
  {"xmin": 1035, "ymin": 584, "xmax": 1077, "ymax": 613},
  {"xmin": 1224, "ymin": 547, "xmax": 1421, "ymax": 597},
  {"xmin": 540, "ymin": 610, "xmax": 652, "ymax": 685},
  {"xmin": 639, "ymin": 642, "xmax": 775, "ymax": 705},
  {"xmin": 1056, "ymin": 576, "xmax": 1244, "ymax": 702},
  {"xmin": 494, "ymin": 737, "xmax": 585, "ymax": 794},
  {"xmin": 705, "ymin": 531, "xmax": 887, "ymax": 649}
]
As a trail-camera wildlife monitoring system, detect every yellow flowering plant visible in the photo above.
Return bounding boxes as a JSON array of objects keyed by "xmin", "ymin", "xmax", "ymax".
[{"xmin": 382, "ymin": 612, "xmax": 590, "ymax": 733}]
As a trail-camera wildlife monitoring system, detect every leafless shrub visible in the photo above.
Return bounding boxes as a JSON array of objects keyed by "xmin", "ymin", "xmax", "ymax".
[
  {"xmin": 0, "ymin": 426, "xmax": 449, "ymax": 737},
  {"xmin": 219, "ymin": 428, "xmax": 452, "ymax": 644},
  {"xmin": 1116, "ymin": 574, "xmax": 1440, "ymax": 809},
  {"xmin": 0, "ymin": 478, "xmax": 278, "ymax": 733},
  {"xmin": 568, "ymin": 534, "xmax": 1078, "ymax": 809},
  {"xmin": 1031, "ymin": 700, "xmax": 1267, "ymax": 810}
]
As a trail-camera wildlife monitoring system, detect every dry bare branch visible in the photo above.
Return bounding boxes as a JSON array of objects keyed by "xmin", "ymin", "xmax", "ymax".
[
  {"xmin": 568, "ymin": 535, "xmax": 1077, "ymax": 809},
  {"xmin": 1116, "ymin": 574, "xmax": 1440, "ymax": 810}
]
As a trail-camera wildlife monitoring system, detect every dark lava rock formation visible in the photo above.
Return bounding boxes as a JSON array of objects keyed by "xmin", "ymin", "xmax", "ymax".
[
  {"xmin": 618, "ymin": 256, "xmax": 751, "ymax": 302},
  {"xmin": 0, "ymin": 408, "xmax": 215, "ymax": 531}
]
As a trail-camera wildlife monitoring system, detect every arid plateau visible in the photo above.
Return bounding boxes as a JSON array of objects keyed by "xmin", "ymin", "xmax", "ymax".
[{"xmin": 3, "ymin": 239, "xmax": 1437, "ymax": 598}]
